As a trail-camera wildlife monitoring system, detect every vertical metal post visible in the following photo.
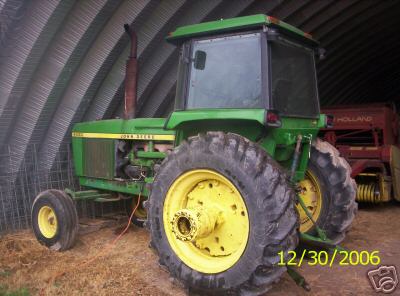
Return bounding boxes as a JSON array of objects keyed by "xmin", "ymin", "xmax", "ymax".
[{"xmin": 290, "ymin": 135, "xmax": 303, "ymax": 182}]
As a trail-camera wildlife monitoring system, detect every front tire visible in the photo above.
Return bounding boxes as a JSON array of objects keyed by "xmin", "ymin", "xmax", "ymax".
[
  {"xmin": 297, "ymin": 138, "xmax": 357, "ymax": 244},
  {"xmin": 149, "ymin": 132, "xmax": 299, "ymax": 295},
  {"xmin": 31, "ymin": 189, "xmax": 79, "ymax": 251}
]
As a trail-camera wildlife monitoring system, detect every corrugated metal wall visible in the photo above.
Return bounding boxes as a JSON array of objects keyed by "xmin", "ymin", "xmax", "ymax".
[{"xmin": 0, "ymin": 0, "xmax": 399, "ymax": 230}]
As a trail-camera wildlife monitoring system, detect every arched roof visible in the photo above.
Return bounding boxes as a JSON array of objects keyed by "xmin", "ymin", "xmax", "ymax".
[{"xmin": 0, "ymin": 0, "xmax": 399, "ymax": 173}]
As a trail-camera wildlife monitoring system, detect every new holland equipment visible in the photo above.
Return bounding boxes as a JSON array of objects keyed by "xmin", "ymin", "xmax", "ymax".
[
  {"xmin": 320, "ymin": 103, "xmax": 400, "ymax": 203},
  {"xmin": 31, "ymin": 15, "xmax": 357, "ymax": 295}
]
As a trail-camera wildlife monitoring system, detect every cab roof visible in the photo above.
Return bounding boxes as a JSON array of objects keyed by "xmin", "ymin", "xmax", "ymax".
[{"xmin": 166, "ymin": 14, "xmax": 318, "ymax": 46}]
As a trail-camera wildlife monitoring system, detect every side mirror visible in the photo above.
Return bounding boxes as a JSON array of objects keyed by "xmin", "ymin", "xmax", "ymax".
[
  {"xmin": 194, "ymin": 50, "xmax": 206, "ymax": 70},
  {"xmin": 317, "ymin": 47, "xmax": 326, "ymax": 60},
  {"xmin": 266, "ymin": 29, "xmax": 279, "ymax": 41},
  {"xmin": 325, "ymin": 114, "xmax": 334, "ymax": 128}
]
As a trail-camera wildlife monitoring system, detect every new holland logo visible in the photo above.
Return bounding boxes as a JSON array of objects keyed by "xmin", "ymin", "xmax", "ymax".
[{"xmin": 336, "ymin": 116, "xmax": 373, "ymax": 123}]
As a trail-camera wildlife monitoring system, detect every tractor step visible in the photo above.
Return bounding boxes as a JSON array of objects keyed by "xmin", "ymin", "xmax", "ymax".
[
  {"xmin": 93, "ymin": 196, "xmax": 121, "ymax": 202},
  {"xmin": 65, "ymin": 188, "xmax": 118, "ymax": 202}
]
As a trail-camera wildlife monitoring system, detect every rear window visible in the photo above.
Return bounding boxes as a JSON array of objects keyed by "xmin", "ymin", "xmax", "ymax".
[{"xmin": 270, "ymin": 40, "xmax": 319, "ymax": 118}]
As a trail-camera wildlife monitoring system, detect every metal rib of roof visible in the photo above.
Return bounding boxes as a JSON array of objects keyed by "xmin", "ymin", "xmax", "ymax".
[{"xmin": 0, "ymin": 0, "xmax": 398, "ymax": 179}]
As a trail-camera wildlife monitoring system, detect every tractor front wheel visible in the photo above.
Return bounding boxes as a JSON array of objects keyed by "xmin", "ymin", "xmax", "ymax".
[
  {"xmin": 297, "ymin": 138, "xmax": 357, "ymax": 244},
  {"xmin": 31, "ymin": 189, "xmax": 79, "ymax": 251},
  {"xmin": 149, "ymin": 132, "xmax": 299, "ymax": 295}
]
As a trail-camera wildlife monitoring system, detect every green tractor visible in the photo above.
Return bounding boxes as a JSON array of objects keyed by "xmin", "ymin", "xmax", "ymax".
[{"xmin": 31, "ymin": 14, "xmax": 357, "ymax": 294}]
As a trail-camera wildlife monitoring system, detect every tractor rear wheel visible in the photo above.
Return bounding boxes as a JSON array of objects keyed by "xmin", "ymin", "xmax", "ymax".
[
  {"xmin": 31, "ymin": 189, "xmax": 79, "ymax": 251},
  {"xmin": 297, "ymin": 138, "xmax": 357, "ymax": 244},
  {"xmin": 149, "ymin": 132, "xmax": 299, "ymax": 295}
]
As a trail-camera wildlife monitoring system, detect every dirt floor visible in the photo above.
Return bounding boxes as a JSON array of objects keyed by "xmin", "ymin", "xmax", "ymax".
[{"xmin": 1, "ymin": 203, "xmax": 399, "ymax": 296}]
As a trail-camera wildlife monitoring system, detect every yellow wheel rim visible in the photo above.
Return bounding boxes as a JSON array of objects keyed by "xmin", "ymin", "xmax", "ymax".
[
  {"xmin": 38, "ymin": 206, "xmax": 58, "ymax": 238},
  {"xmin": 297, "ymin": 170, "xmax": 323, "ymax": 233},
  {"xmin": 163, "ymin": 169, "xmax": 249, "ymax": 274}
]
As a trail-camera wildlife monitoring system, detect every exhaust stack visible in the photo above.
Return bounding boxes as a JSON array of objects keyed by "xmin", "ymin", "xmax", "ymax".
[{"xmin": 123, "ymin": 24, "xmax": 137, "ymax": 120}]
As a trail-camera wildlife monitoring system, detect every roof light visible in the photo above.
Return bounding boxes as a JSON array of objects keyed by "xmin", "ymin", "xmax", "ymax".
[
  {"xmin": 265, "ymin": 110, "xmax": 281, "ymax": 127},
  {"xmin": 268, "ymin": 16, "xmax": 280, "ymax": 25},
  {"xmin": 325, "ymin": 115, "xmax": 334, "ymax": 128},
  {"xmin": 304, "ymin": 32, "xmax": 313, "ymax": 39}
]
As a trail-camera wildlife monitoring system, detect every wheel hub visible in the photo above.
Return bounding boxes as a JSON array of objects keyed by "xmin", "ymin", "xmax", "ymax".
[
  {"xmin": 163, "ymin": 169, "xmax": 249, "ymax": 273},
  {"xmin": 297, "ymin": 170, "xmax": 322, "ymax": 233},
  {"xmin": 171, "ymin": 207, "xmax": 219, "ymax": 241},
  {"xmin": 38, "ymin": 206, "xmax": 58, "ymax": 239}
]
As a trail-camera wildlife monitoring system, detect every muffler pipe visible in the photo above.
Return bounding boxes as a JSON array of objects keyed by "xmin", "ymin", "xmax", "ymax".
[{"xmin": 123, "ymin": 24, "xmax": 137, "ymax": 120}]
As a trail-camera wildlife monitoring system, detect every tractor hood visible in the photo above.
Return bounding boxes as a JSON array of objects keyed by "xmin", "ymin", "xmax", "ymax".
[{"xmin": 72, "ymin": 118, "xmax": 175, "ymax": 141}]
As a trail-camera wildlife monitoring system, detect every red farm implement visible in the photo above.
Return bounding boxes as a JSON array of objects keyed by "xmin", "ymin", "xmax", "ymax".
[{"xmin": 320, "ymin": 103, "xmax": 400, "ymax": 203}]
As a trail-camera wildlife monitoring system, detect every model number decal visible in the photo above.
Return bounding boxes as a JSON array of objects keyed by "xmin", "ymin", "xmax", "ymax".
[
  {"xmin": 121, "ymin": 134, "xmax": 156, "ymax": 140},
  {"xmin": 72, "ymin": 132, "xmax": 175, "ymax": 141}
]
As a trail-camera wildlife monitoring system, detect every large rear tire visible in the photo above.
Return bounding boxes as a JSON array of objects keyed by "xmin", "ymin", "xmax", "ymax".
[
  {"xmin": 149, "ymin": 132, "xmax": 299, "ymax": 295},
  {"xmin": 297, "ymin": 138, "xmax": 357, "ymax": 244}
]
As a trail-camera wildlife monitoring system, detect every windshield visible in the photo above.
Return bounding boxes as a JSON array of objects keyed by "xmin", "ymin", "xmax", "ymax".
[
  {"xmin": 270, "ymin": 39, "xmax": 319, "ymax": 118},
  {"xmin": 186, "ymin": 33, "xmax": 262, "ymax": 109}
]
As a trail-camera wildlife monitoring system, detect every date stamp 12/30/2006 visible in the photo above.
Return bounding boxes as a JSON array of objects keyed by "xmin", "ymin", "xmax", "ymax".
[
  {"xmin": 278, "ymin": 250, "xmax": 398, "ymax": 294},
  {"xmin": 277, "ymin": 250, "xmax": 381, "ymax": 268}
]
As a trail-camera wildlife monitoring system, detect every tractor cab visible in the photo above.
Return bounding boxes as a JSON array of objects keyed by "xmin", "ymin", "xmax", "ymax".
[
  {"xmin": 168, "ymin": 14, "xmax": 321, "ymax": 119},
  {"xmin": 164, "ymin": 15, "xmax": 328, "ymax": 183}
]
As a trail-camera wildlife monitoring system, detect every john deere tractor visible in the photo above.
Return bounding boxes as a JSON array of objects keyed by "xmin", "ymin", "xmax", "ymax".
[{"xmin": 31, "ymin": 15, "xmax": 357, "ymax": 294}]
